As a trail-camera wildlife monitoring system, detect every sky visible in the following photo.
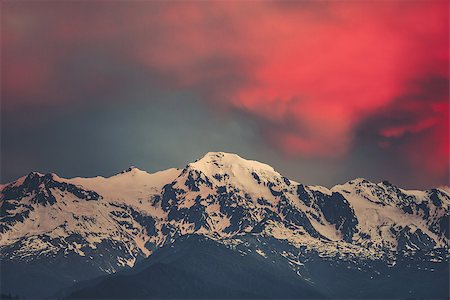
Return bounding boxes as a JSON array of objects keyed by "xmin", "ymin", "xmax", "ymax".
[{"xmin": 1, "ymin": 1, "xmax": 449, "ymax": 189}]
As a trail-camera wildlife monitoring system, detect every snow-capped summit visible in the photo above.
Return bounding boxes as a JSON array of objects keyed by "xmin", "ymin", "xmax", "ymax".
[
  {"xmin": 118, "ymin": 166, "xmax": 146, "ymax": 174},
  {"xmin": 183, "ymin": 151, "xmax": 287, "ymax": 197},
  {"xmin": 189, "ymin": 152, "xmax": 278, "ymax": 176}
]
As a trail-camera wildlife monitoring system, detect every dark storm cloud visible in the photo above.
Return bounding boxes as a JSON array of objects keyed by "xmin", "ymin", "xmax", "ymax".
[{"xmin": 353, "ymin": 75, "xmax": 449, "ymax": 188}]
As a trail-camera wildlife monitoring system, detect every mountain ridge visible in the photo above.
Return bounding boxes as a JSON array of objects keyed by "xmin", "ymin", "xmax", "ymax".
[
  {"xmin": 4, "ymin": 151, "xmax": 447, "ymax": 191},
  {"xmin": 1, "ymin": 151, "xmax": 449, "ymax": 298}
]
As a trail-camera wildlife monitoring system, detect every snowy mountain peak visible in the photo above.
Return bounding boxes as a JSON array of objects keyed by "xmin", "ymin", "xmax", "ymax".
[
  {"xmin": 116, "ymin": 166, "xmax": 147, "ymax": 175},
  {"xmin": 343, "ymin": 177, "xmax": 372, "ymax": 186},
  {"xmin": 188, "ymin": 151, "xmax": 279, "ymax": 177},
  {"xmin": 26, "ymin": 171, "xmax": 46, "ymax": 178}
]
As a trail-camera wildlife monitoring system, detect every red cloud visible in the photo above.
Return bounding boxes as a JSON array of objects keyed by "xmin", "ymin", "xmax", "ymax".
[
  {"xmin": 380, "ymin": 118, "xmax": 439, "ymax": 138},
  {"xmin": 3, "ymin": 1, "xmax": 449, "ymax": 175},
  {"xmin": 375, "ymin": 81, "xmax": 449, "ymax": 179}
]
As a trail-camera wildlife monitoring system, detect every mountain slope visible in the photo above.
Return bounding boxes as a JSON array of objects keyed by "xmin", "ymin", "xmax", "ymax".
[
  {"xmin": 62, "ymin": 235, "xmax": 449, "ymax": 299},
  {"xmin": 62, "ymin": 235, "xmax": 324, "ymax": 299},
  {"xmin": 1, "ymin": 152, "xmax": 449, "ymax": 298}
]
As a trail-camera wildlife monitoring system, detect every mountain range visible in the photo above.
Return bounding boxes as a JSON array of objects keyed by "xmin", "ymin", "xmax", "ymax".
[{"xmin": 1, "ymin": 152, "xmax": 449, "ymax": 299}]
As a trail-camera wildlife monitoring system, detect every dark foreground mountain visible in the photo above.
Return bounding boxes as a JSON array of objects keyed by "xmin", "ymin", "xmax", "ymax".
[
  {"xmin": 61, "ymin": 236, "xmax": 323, "ymax": 299},
  {"xmin": 61, "ymin": 235, "xmax": 448, "ymax": 299},
  {"xmin": 1, "ymin": 152, "xmax": 449, "ymax": 298}
]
